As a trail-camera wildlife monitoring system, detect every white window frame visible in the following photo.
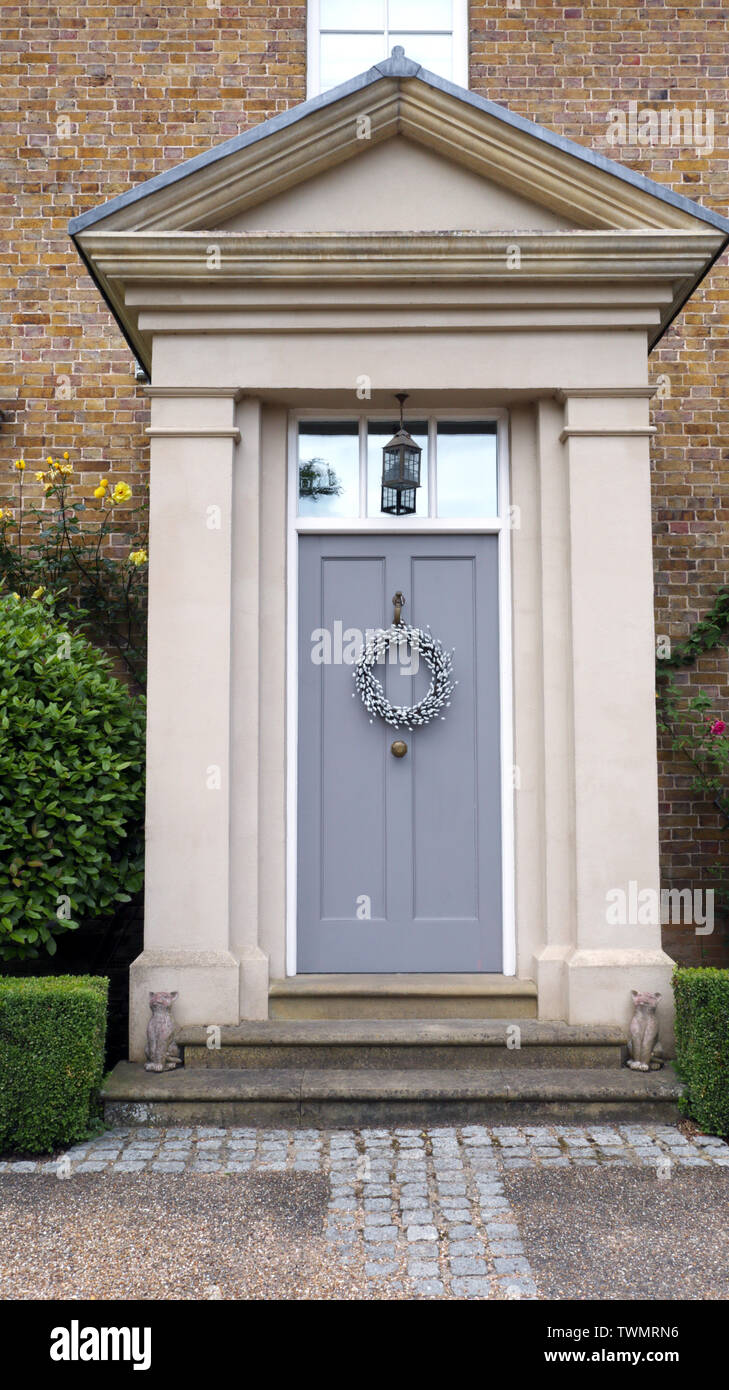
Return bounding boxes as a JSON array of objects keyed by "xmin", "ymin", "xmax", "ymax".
[
  {"xmin": 306, "ymin": 0, "xmax": 469, "ymax": 98},
  {"xmin": 294, "ymin": 409, "xmax": 502, "ymax": 529},
  {"xmin": 285, "ymin": 406, "xmax": 515, "ymax": 979}
]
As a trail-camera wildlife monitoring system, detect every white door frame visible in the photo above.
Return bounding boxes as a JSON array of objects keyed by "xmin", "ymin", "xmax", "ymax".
[{"xmin": 285, "ymin": 406, "xmax": 515, "ymax": 976}]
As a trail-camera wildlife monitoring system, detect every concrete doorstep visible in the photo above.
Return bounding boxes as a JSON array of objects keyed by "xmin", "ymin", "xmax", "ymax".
[{"xmin": 102, "ymin": 1060, "xmax": 683, "ymax": 1128}]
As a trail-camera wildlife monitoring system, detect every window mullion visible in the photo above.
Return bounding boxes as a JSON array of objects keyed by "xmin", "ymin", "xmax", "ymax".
[
  {"xmin": 428, "ymin": 417, "xmax": 437, "ymax": 517},
  {"xmin": 359, "ymin": 416, "xmax": 368, "ymax": 517}
]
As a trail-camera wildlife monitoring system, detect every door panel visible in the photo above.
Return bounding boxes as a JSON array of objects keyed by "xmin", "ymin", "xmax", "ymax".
[{"xmin": 297, "ymin": 534, "xmax": 502, "ymax": 972}]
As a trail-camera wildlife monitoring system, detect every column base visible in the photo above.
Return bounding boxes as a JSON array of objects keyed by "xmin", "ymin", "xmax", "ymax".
[
  {"xmin": 239, "ymin": 946, "xmax": 269, "ymax": 1020},
  {"xmin": 535, "ymin": 946, "xmax": 676, "ymax": 1053},
  {"xmin": 129, "ymin": 949, "xmax": 240, "ymax": 1062}
]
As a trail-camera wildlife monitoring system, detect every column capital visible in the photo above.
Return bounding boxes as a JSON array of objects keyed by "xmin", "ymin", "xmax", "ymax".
[
  {"xmin": 142, "ymin": 386, "xmax": 246, "ymax": 400},
  {"xmin": 558, "ymin": 387, "xmax": 655, "ymax": 442},
  {"xmin": 559, "ymin": 426, "xmax": 656, "ymax": 441},
  {"xmin": 145, "ymin": 390, "xmax": 253, "ymax": 439},
  {"xmin": 555, "ymin": 386, "xmax": 657, "ymax": 402}
]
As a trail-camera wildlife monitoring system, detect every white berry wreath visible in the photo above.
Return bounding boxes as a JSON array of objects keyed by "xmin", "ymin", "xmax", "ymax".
[{"xmin": 353, "ymin": 622, "xmax": 456, "ymax": 731}]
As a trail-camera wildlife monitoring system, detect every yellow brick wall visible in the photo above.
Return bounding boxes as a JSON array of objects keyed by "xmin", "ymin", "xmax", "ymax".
[{"xmin": 2, "ymin": 2, "xmax": 726, "ymax": 961}]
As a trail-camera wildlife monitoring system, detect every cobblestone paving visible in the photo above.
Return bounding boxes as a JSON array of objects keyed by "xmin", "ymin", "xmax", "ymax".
[{"xmin": 3, "ymin": 1124, "xmax": 727, "ymax": 1300}]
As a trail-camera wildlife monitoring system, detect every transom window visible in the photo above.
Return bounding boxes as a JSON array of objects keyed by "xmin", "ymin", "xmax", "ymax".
[
  {"xmin": 307, "ymin": 0, "xmax": 468, "ymax": 97},
  {"xmin": 297, "ymin": 417, "xmax": 498, "ymax": 520}
]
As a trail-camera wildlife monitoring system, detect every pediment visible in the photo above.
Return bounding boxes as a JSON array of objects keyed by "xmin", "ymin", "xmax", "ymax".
[
  {"xmin": 211, "ymin": 136, "xmax": 578, "ymax": 234},
  {"xmin": 68, "ymin": 53, "xmax": 729, "ymax": 372},
  {"xmin": 69, "ymin": 61, "xmax": 729, "ymax": 239}
]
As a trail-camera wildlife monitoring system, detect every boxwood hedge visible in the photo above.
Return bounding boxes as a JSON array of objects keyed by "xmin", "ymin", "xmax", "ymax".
[
  {"xmin": 673, "ymin": 966, "xmax": 729, "ymax": 1137},
  {"xmin": 0, "ymin": 975, "xmax": 108, "ymax": 1153}
]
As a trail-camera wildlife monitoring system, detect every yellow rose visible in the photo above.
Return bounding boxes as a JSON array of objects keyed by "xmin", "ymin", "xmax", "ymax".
[
  {"xmin": 63, "ymin": 452, "xmax": 70, "ymax": 460},
  {"xmin": 14, "ymin": 459, "xmax": 26, "ymax": 471},
  {"xmin": 111, "ymin": 481, "xmax": 132, "ymax": 504},
  {"xmin": 35, "ymin": 471, "xmax": 45, "ymax": 482},
  {"xmin": 31, "ymin": 586, "xmax": 45, "ymax": 599},
  {"xmin": 93, "ymin": 486, "xmax": 106, "ymax": 499},
  {"xmin": 129, "ymin": 548, "xmax": 148, "ymax": 567}
]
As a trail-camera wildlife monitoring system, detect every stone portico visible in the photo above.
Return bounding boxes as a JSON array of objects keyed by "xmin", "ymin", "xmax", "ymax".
[{"xmin": 69, "ymin": 51, "xmax": 729, "ymax": 1073}]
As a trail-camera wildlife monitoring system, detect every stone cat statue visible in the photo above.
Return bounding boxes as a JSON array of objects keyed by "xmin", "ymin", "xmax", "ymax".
[
  {"xmin": 145, "ymin": 990, "xmax": 182, "ymax": 1072},
  {"xmin": 626, "ymin": 989, "xmax": 663, "ymax": 1071}
]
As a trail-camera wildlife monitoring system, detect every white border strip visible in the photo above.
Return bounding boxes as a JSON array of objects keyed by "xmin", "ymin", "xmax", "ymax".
[{"xmin": 496, "ymin": 413, "xmax": 515, "ymax": 976}]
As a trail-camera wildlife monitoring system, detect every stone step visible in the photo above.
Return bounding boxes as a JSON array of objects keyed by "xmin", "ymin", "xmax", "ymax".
[
  {"xmin": 177, "ymin": 1019, "xmax": 627, "ymax": 1071},
  {"xmin": 102, "ymin": 1062, "xmax": 682, "ymax": 1128},
  {"xmin": 268, "ymin": 973, "xmax": 538, "ymax": 1020}
]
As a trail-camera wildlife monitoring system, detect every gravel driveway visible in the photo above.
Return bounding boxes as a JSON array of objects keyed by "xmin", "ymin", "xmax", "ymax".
[
  {"xmin": 0, "ymin": 1171, "xmax": 368, "ymax": 1301},
  {"xmin": 1, "ymin": 1123, "xmax": 727, "ymax": 1300},
  {"xmin": 504, "ymin": 1166, "xmax": 729, "ymax": 1300}
]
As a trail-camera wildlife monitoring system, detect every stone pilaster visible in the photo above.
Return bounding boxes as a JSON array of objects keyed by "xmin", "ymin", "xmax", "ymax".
[
  {"xmin": 535, "ymin": 389, "xmax": 675, "ymax": 1041},
  {"xmin": 128, "ymin": 388, "xmax": 242, "ymax": 1059}
]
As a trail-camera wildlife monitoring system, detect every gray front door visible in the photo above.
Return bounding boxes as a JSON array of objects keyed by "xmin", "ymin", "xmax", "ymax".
[{"xmin": 297, "ymin": 535, "xmax": 502, "ymax": 972}]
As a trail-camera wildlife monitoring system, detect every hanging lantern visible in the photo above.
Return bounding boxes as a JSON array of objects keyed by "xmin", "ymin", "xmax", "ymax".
[{"xmin": 381, "ymin": 392, "xmax": 422, "ymax": 516}]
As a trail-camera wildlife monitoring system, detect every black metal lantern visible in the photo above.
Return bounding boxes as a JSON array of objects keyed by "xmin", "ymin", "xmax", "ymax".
[{"xmin": 381, "ymin": 393, "xmax": 422, "ymax": 516}]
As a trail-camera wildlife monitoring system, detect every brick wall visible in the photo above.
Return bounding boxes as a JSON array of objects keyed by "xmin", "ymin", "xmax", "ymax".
[
  {"xmin": 3, "ymin": 2, "xmax": 727, "ymax": 965},
  {"xmin": 1, "ymin": 2, "xmax": 307, "ymax": 504}
]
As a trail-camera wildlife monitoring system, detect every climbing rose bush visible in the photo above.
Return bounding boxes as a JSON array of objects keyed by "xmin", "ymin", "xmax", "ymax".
[
  {"xmin": 0, "ymin": 452, "xmax": 148, "ymax": 688},
  {"xmin": 0, "ymin": 594, "xmax": 145, "ymax": 961}
]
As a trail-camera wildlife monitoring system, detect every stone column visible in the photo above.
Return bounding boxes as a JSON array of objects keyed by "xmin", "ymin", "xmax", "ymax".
[
  {"xmin": 229, "ymin": 397, "xmax": 269, "ymax": 1018},
  {"xmin": 535, "ymin": 389, "xmax": 675, "ymax": 1037},
  {"xmin": 128, "ymin": 388, "xmax": 242, "ymax": 1059},
  {"xmin": 529, "ymin": 397, "xmax": 576, "ymax": 1021}
]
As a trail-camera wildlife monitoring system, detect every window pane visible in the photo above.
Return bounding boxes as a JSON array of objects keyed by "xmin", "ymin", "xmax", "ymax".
[
  {"xmin": 298, "ymin": 423, "xmax": 360, "ymax": 517},
  {"xmin": 321, "ymin": 0, "xmax": 386, "ymax": 28},
  {"xmin": 367, "ymin": 420, "xmax": 428, "ymax": 517},
  {"xmin": 436, "ymin": 423, "xmax": 498, "ymax": 518},
  {"xmin": 388, "ymin": 32, "xmax": 452, "ymax": 75},
  {"xmin": 320, "ymin": 33, "xmax": 387, "ymax": 90},
  {"xmin": 388, "ymin": 0, "xmax": 452, "ymax": 29}
]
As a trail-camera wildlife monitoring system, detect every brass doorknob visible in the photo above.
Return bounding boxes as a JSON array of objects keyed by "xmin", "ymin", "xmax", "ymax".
[{"xmin": 391, "ymin": 740, "xmax": 408, "ymax": 757}]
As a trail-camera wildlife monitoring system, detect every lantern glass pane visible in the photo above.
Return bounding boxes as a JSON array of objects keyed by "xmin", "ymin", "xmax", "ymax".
[
  {"xmin": 368, "ymin": 421, "xmax": 427, "ymax": 517},
  {"xmin": 298, "ymin": 421, "xmax": 360, "ymax": 517},
  {"xmin": 436, "ymin": 421, "xmax": 498, "ymax": 517}
]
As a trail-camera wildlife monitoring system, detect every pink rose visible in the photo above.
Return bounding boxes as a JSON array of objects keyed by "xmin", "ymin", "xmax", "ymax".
[{"xmin": 710, "ymin": 720, "xmax": 726, "ymax": 736}]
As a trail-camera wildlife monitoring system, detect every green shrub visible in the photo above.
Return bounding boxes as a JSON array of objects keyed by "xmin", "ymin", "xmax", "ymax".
[
  {"xmin": 673, "ymin": 966, "xmax": 729, "ymax": 1136},
  {"xmin": 0, "ymin": 593, "xmax": 145, "ymax": 961},
  {"xmin": 0, "ymin": 975, "xmax": 108, "ymax": 1153}
]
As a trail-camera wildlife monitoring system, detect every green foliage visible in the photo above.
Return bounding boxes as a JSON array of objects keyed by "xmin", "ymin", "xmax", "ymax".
[
  {"xmin": 0, "ymin": 594, "xmax": 145, "ymax": 961},
  {"xmin": 656, "ymin": 671, "xmax": 729, "ymax": 929},
  {"xmin": 298, "ymin": 457, "xmax": 343, "ymax": 501},
  {"xmin": 673, "ymin": 966, "xmax": 729, "ymax": 1136},
  {"xmin": 657, "ymin": 673, "xmax": 729, "ymax": 821},
  {"xmin": 0, "ymin": 975, "xmax": 108, "ymax": 1153},
  {"xmin": 657, "ymin": 586, "xmax": 729, "ymax": 671},
  {"xmin": 0, "ymin": 455, "xmax": 148, "ymax": 688}
]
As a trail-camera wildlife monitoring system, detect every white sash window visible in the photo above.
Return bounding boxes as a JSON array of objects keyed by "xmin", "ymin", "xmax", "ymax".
[{"xmin": 307, "ymin": 0, "xmax": 468, "ymax": 96}]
